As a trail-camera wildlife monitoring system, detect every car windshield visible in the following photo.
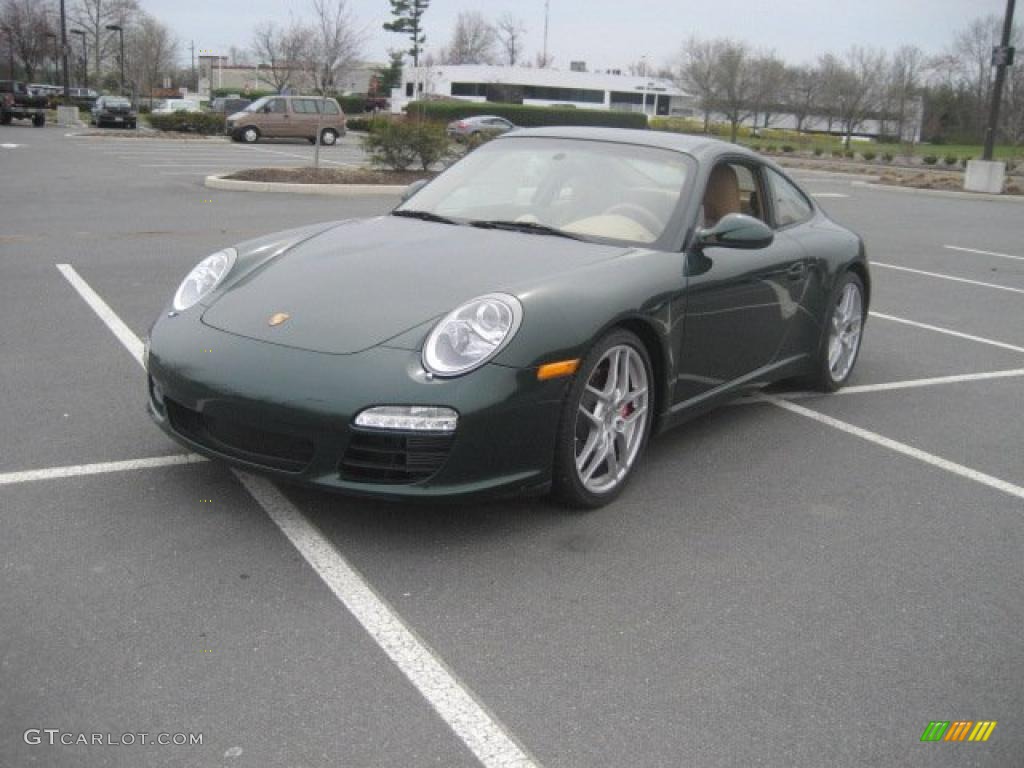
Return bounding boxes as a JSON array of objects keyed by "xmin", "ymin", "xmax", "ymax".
[
  {"xmin": 245, "ymin": 96, "xmax": 271, "ymax": 112},
  {"xmin": 396, "ymin": 137, "xmax": 692, "ymax": 246},
  {"xmin": 106, "ymin": 98, "xmax": 130, "ymax": 107}
]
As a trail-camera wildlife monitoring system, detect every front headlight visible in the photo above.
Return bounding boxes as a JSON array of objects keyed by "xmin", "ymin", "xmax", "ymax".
[
  {"xmin": 422, "ymin": 293, "xmax": 523, "ymax": 377},
  {"xmin": 172, "ymin": 248, "xmax": 237, "ymax": 311}
]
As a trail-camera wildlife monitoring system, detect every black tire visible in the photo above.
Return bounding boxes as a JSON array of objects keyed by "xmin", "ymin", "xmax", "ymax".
[
  {"xmin": 240, "ymin": 126, "xmax": 260, "ymax": 143},
  {"xmin": 307, "ymin": 137, "xmax": 316, "ymax": 145},
  {"xmin": 552, "ymin": 328, "xmax": 655, "ymax": 509},
  {"xmin": 33, "ymin": 114, "xmax": 45, "ymax": 127},
  {"xmin": 805, "ymin": 271, "xmax": 866, "ymax": 393},
  {"xmin": 0, "ymin": 113, "xmax": 12, "ymax": 126},
  {"xmin": 320, "ymin": 128, "xmax": 338, "ymax": 146}
]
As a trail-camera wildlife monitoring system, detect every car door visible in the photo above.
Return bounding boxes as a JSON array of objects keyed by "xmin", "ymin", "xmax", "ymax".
[
  {"xmin": 260, "ymin": 97, "xmax": 289, "ymax": 137},
  {"xmin": 674, "ymin": 159, "xmax": 811, "ymax": 404}
]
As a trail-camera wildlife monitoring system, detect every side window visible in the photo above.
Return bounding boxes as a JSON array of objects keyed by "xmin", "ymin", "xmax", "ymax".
[
  {"xmin": 701, "ymin": 162, "xmax": 766, "ymax": 227},
  {"xmin": 267, "ymin": 98, "xmax": 287, "ymax": 114},
  {"xmin": 322, "ymin": 100, "xmax": 340, "ymax": 114},
  {"xmin": 291, "ymin": 99, "xmax": 310, "ymax": 113},
  {"xmin": 766, "ymin": 168, "xmax": 813, "ymax": 228}
]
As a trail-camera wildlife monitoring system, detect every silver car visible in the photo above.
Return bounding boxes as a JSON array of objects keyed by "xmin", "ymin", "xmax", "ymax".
[{"xmin": 446, "ymin": 115, "xmax": 518, "ymax": 141}]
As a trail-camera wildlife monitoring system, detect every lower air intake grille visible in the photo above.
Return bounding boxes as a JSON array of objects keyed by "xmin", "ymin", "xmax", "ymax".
[
  {"xmin": 339, "ymin": 431, "xmax": 454, "ymax": 484},
  {"xmin": 166, "ymin": 399, "xmax": 315, "ymax": 473}
]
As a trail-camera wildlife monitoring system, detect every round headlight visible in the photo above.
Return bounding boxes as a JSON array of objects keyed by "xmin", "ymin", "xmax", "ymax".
[
  {"xmin": 172, "ymin": 248, "xmax": 237, "ymax": 311},
  {"xmin": 423, "ymin": 293, "xmax": 523, "ymax": 377}
]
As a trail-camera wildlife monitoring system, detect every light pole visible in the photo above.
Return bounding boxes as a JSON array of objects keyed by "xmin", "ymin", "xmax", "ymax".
[
  {"xmin": 106, "ymin": 24, "xmax": 125, "ymax": 96},
  {"xmin": 982, "ymin": 0, "xmax": 1017, "ymax": 161},
  {"xmin": 71, "ymin": 29, "xmax": 87, "ymax": 88}
]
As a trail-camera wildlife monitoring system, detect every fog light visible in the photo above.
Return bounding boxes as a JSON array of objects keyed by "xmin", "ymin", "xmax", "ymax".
[{"xmin": 354, "ymin": 406, "xmax": 457, "ymax": 432}]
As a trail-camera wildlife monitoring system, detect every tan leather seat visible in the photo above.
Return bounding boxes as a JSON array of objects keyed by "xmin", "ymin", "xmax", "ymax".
[{"xmin": 703, "ymin": 165, "xmax": 741, "ymax": 227}]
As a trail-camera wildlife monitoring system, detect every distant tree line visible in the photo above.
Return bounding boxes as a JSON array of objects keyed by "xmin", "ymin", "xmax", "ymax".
[{"xmin": 676, "ymin": 15, "xmax": 1022, "ymax": 146}]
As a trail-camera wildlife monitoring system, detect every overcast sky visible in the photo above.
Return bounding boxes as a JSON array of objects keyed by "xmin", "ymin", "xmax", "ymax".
[{"xmin": 143, "ymin": 0, "xmax": 1011, "ymax": 70}]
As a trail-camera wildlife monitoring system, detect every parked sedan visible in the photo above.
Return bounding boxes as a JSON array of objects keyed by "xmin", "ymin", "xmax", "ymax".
[
  {"xmin": 446, "ymin": 115, "xmax": 518, "ymax": 141},
  {"xmin": 146, "ymin": 127, "xmax": 868, "ymax": 508},
  {"xmin": 91, "ymin": 96, "xmax": 137, "ymax": 128}
]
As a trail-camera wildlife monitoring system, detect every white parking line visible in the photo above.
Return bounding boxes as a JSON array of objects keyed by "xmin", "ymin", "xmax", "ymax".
[
  {"xmin": 870, "ymin": 311, "xmax": 1024, "ymax": 355},
  {"xmin": 56, "ymin": 264, "xmax": 145, "ymax": 364},
  {"xmin": 761, "ymin": 395, "xmax": 1024, "ymax": 501},
  {"xmin": 0, "ymin": 454, "xmax": 206, "ymax": 487},
  {"xmin": 236, "ymin": 473, "xmax": 538, "ymax": 768},
  {"xmin": 944, "ymin": 244, "xmax": 1024, "ymax": 262},
  {"xmin": 873, "ymin": 262, "xmax": 1024, "ymax": 295},
  {"xmin": 56, "ymin": 263, "xmax": 540, "ymax": 768}
]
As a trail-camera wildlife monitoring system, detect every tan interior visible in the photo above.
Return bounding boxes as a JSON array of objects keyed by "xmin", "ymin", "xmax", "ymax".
[{"xmin": 702, "ymin": 165, "xmax": 742, "ymax": 227}]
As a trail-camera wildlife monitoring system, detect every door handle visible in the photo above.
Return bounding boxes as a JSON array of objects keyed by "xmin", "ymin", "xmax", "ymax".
[{"xmin": 787, "ymin": 262, "xmax": 807, "ymax": 280}]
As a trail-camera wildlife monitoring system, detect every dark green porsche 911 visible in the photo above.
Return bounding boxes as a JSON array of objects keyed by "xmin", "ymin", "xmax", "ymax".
[{"xmin": 146, "ymin": 127, "xmax": 868, "ymax": 507}]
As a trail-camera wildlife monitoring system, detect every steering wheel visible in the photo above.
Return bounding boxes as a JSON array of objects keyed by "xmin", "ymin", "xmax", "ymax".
[{"xmin": 601, "ymin": 203, "xmax": 663, "ymax": 236}]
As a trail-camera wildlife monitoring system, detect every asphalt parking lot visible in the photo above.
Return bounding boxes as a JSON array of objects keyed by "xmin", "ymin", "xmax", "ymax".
[{"xmin": 2, "ymin": 124, "xmax": 1022, "ymax": 768}]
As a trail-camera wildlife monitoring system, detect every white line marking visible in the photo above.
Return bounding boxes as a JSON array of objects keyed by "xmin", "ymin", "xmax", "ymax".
[
  {"xmin": 56, "ymin": 264, "xmax": 145, "ymax": 365},
  {"xmin": 0, "ymin": 454, "xmax": 206, "ymax": 486},
  {"xmin": 870, "ymin": 311, "xmax": 1024, "ymax": 354},
  {"xmin": 235, "ymin": 472, "xmax": 538, "ymax": 768},
  {"xmin": 761, "ymin": 395, "xmax": 1024, "ymax": 501},
  {"xmin": 873, "ymin": 262, "xmax": 1024, "ymax": 295},
  {"xmin": 811, "ymin": 192, "xmax": 849, "ymax": 198},
  {"xmin": 60, "ymin": 264, "xmax": 540, "ymax": 768},
  {"xmin": 944, "ymin": 244, "xmax": 1024, "ymax": 262},
  {"xmin": 140, "ymin": 163, "xmax": 273, "ymax": 167}
]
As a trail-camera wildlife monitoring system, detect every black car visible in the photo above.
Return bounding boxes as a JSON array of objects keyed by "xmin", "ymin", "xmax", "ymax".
[{"xmin": 91, "ymin": 96, "xmax": 137, "ymax": 129}]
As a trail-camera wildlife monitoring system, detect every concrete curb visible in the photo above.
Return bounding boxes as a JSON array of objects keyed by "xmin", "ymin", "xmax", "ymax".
[
  {"xmin": 851, "ymin": 181, "xmax": 1024, "ymax": 203},
  {"xmin": 205, "ymin": 174, "xmax": 406, "ymax": 196}
]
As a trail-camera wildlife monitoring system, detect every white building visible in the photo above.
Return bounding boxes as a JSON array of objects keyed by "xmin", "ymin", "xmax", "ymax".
[{"xmin": 396, "ymin": 64, "xmax": 693, "ymax": 116}]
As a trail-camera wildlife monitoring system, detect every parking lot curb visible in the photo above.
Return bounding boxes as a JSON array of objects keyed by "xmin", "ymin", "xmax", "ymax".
[
  {"xmin": 851, "ymin": 181, "xmax": 1024, "ymax": 203},
  {"xmin": 205, "ymin": 174, "xmax": 406, "ymax": 196}
]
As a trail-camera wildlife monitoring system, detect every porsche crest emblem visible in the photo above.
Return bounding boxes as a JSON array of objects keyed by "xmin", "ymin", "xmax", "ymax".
[{"xmin": 268, "ymin": 312, "xmax": 290, "ymax": 327}]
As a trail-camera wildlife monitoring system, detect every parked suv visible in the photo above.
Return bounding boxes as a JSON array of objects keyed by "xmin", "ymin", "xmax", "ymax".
[
  {"xmin": 226, "ymin": 95, "xmax": 347, "ymax": 145},
  {"xmin": 0, "ymin": 80, "xmax": 47, "ymax": 126},
  {"xmin": 91, "ymin": 96, "xmax": 137, "ymax": 128}
]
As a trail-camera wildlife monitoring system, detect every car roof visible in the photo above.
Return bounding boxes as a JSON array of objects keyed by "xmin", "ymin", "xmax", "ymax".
[{"xmin": 498, "ymin": 125, "xmax": 761, "ymax": 163}]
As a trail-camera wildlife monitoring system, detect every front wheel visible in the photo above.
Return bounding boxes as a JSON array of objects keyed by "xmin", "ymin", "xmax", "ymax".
[
  {"xmin": 807, "ymin": 271, "xmax": 866, "ymax": 392},
  {"xmin": 241, "ymin": 126, "xmax": 260, "ymax": 143},
  {"xmin": 320, "ymin": 128, "xmax": 338, "ymax": 146},
  {"xmin": 553, "ymin": 330, "xmax": 654, "ymax": 508},
  {"xmin": 32, "ymin": 114, "xmax": 45, "ymax": 127}
]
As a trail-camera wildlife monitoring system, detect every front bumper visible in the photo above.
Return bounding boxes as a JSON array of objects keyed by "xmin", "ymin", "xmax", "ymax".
[{"xmin": 146, "ymin": 315, "xmax": 568, "ymax": 501}]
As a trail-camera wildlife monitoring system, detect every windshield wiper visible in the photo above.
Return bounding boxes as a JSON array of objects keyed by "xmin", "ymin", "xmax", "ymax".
[
  {"xmin": 468, "ymin": 219, "xmax": 586, "ymax": 241},
  {"xmin": 392, "ymin": 210, "xmax": 459, "ymax": 225}
]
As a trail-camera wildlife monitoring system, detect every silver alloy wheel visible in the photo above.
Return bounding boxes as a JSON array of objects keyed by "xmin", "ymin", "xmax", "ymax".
[
  {"xmin": 243, "ymin": 128, "xmax": 258, "ymax": 143},
  {"xmin": 827, "ymin": 282, "xmax": 864, "ymax": 382},
  {"xmin": 574, "ymin": 344, "xmax": 650, "ymax": 494},
  {"xmin": 321, "ymin": 129, "xmax": 337, "ymax": 145}
]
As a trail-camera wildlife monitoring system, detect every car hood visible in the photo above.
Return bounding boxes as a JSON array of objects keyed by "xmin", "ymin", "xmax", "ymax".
[{"xmin": 201, "ymin": 216, "xmax": 628, "ymax": 355}]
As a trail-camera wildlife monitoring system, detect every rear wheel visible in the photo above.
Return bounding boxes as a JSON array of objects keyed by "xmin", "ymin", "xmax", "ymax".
[
  {"xmin": 32, "ymin": 114, "xmax": 45, "ymax": 127},
  {"xmin": 553, "ymin": 329, "xmax": 653, "ymax": 508},
  {"xmin": 1, "ymin": 113, "xmax": 12, "ymax": 125},
  {"xmin": 807, "ymin": 271, "xmax": 866, "ymax": 392},
  {"xmin": 241, "ymin": 126, "xmax": 260, "ymax": 143},
  {"xmin": 320, "ymin": 128, "xmax": 338, "ymax": 146}
]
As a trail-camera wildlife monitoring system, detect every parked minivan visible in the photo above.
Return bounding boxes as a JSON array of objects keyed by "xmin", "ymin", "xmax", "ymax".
[{"xmin": 225, "ymin": 95, "xmax": 347, "ymax": 145}]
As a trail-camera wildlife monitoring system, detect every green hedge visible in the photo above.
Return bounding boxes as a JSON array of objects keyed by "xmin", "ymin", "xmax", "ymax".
[
  {"xmin": 405, "ymin": 100, "xmax": 648, "ymax": 129},
  {"xmin": 148, "ymin": 112, "xmax": 226, "ymax": 135}
]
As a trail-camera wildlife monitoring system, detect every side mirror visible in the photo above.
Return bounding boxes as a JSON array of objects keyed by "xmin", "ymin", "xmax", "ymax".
[
  {"xmin": 401, "ymin": 179, "xmax": 428, "ymax": 202},
  {"xmin": 696, "ymin": 213, "xmax": 774, "ymax": 250}
]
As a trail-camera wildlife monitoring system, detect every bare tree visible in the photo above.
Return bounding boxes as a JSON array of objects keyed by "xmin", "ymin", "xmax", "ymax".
[
  {"xmin": 442, "ymin": 10, "xmax": 495, "ymax": 65},
  {"xmin": 785, "ymin": 64, "xmax": 819, "ymax": 133},
  {"xmin": 1, "ymin": 0, "xmax": 54, "ymax": 82},
  {"xmin": 815, "ymin": 53, "xmax": 845, "ymax": 134},
  {"xmin": 834, "ymin": 46, "xmax": 887, "ymax": 148},
  {"xmin": 70, "ymin": 0, "xmax": 138, "ymax": 86},
  {"xmin": 304, "ymin": 0, "xmax": 363, "ymax": 93},
  {"xmin": 748, "ymin": 50, "xmax": 787, "ymax": 129},
  {"xmin": 251, "ymin": 20, "xmax": 309, "ymax": 92},
  {"xmin": 886, "ymin": 45, "xmax": 925, "ymax": 141},
  {"xmin": 677, "ymin": 37, "xmax": 721, "ymax": 132},
  {"xmin": 125, "ymin": 11, "xmax": 177, "ymax": 96},
  {"xmin": 495, "ymin": 12, "xmax": 525, "ymax": 66},
  {"xmin": 712, "ymin": 39, "xmax": 754, "ymax": 143}
]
